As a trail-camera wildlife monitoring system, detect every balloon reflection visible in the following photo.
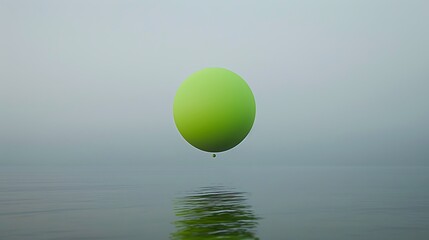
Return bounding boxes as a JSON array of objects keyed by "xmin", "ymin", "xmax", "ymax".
[{"xmin": 171, "ymin": 186, "xmax": 260, "ymax": 240}]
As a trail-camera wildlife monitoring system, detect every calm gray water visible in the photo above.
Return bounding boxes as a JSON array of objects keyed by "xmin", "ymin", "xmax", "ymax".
[{"xmin": 1, "ymin": 164, "xmax": 428, "ymax": 239}]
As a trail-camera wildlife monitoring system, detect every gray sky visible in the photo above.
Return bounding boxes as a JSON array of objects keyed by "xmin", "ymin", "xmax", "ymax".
[{"xmin": 1, "ymin": 0, "xmax": 428, "ymax": 166}]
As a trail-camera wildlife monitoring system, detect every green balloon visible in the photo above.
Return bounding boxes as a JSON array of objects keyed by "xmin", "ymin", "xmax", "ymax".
[{"xmin": 173, "ymin": 68, "xmax": 256, "ymax": 153}]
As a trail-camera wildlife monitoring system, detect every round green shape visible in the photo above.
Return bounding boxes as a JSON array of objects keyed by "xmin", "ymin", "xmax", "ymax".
[{"xmin": 173, "ymin": 68, "xmax": 256, "ymax": 153}]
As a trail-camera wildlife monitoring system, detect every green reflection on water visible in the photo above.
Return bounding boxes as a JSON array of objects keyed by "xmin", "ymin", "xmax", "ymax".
[{"xmin": 171, "ymin": 186, "xmax": 260, "ymax": 240}]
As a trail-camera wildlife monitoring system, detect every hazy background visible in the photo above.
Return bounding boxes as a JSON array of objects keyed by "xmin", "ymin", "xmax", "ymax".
[{"xmin": 1, "ymin": 0, "xmax": 428, "ymax": 166}]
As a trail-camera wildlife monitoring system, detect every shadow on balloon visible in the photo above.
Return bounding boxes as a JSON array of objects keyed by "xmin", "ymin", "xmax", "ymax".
[{"xmin": 171, "ymin": 186, "xmax": 261, "ymax": 240}]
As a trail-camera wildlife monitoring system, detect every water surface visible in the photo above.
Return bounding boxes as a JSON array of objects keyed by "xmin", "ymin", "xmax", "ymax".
[{"xmin": 0, "ymin": 165, "xmax": 428, "ymax": 239}]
